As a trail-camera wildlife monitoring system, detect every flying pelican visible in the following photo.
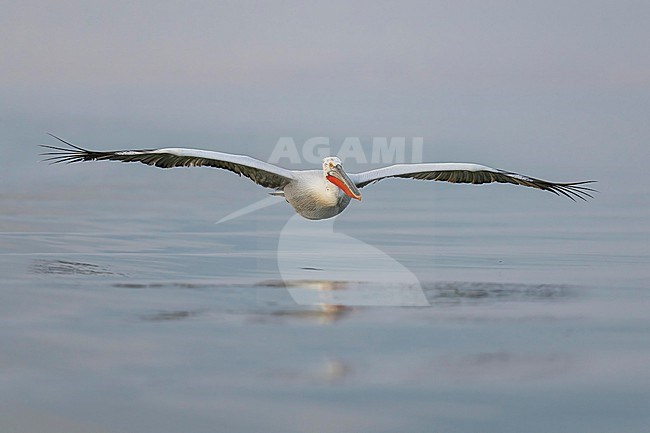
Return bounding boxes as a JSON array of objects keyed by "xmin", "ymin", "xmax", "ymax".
[{"xmin": 41, "ymin": 135, "xmax": 595, "ymax": 220}]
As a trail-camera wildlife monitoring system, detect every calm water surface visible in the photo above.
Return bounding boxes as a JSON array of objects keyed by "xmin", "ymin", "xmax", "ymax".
[{"xmin": 1, "ymin": 170, "xmax": 649, "ymax": 433}]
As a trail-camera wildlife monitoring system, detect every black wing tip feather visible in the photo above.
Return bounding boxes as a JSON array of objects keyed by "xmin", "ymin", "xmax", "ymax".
[
  {"xmin": 498, "ymin": 170, "xmax": 597, "ymax": 201},
  {"xmin": 41, "ymin": 133, "xmax": 99, "ymax": 164},
  {"xmin": 541, "ymin": 181, "xmax": 598, "ymax": 201},
  {"xmin": 523, "ymin": 180, "xmax": 596, "ymax": 202},
  {"xmin": 40, "ymin": 134, "xmax": 105, "ymax": 164},
  {"xmin": 46, "ymin": 133, "xmax": 88, "ymax": 152}
]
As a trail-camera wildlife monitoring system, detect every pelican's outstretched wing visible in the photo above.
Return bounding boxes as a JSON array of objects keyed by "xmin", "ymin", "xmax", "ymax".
[
  {"xmin": 41, "ymin": 134, "xmax": 295, "ymax": 190},
  {"xmin": 350, "ymin": 163, "xmax": 596, "ymax": 201}
]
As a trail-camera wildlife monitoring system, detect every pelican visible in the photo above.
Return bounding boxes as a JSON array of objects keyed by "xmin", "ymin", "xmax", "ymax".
[{"xmin": 41, "ymin": 135, "xmax": 595, "ymax": 220}]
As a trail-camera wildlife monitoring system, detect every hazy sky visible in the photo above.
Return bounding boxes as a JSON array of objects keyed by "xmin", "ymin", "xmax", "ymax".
[{"xmin": 1, "ymin": 0, "xmax": 649, "ymax": 183}]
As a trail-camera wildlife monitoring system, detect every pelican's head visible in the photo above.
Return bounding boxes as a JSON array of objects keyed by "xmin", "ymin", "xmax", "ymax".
[{"xmin": 322, "ymin": 157, "xmax": 362, "ymax": 201}]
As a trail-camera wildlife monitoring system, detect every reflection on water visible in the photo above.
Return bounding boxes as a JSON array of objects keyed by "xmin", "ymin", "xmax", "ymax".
[
  {"xmin": 270, "ymin": 304, "xmax": 352, "ymax": 324},
  {"xmin": 428, "ymin": 281, "xmax": 570, "ymax": 302},
  {"xmin": 18, "ymin": 258, "xmax": 593, "ymax": 326},
  {"xmin": 266, "ymin": 357, "xmax": 354, "ymax": 384},
  {"xmin": 437, "ymin": 351, "xmax": 576, "ymax": 381},
  {"xmin": 30, "ymin": 259, "xmax": 119, "ymax": 276},
  {"xmin": 1, "ymin": 184, "xmax": 649, "ymax": 433},
  {"xmin": 278, "ymin": 215, "xmax": 428, "ymax": 306},
  {"xmin": 140, "ymin": 310, "xmax": 202, "ymax": 322},
  {"xmin": 254, "ymin": 279, "xmax": 572, "ymax": 323}
]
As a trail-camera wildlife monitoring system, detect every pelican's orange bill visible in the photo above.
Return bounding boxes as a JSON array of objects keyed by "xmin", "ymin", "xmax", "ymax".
[{"xmin": 327, "ymin": 175, "xmax": 361, "ymax": 200}]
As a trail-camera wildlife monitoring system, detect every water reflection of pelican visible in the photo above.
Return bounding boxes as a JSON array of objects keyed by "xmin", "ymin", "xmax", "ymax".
[{"xmin": 278, "ymin": 215, "xmax": 429, "ymax": 307}]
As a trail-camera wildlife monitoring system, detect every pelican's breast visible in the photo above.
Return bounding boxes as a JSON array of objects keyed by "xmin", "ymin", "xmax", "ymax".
[{"xmin": 284, "ymin": 171, "xmax": 351, "ymax": 220}]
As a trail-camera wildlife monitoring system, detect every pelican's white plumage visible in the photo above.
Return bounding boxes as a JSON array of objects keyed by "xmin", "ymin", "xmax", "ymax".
[{"xmin": 42, "ymin": 135, "xmax": 595, "ymax": 220}]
